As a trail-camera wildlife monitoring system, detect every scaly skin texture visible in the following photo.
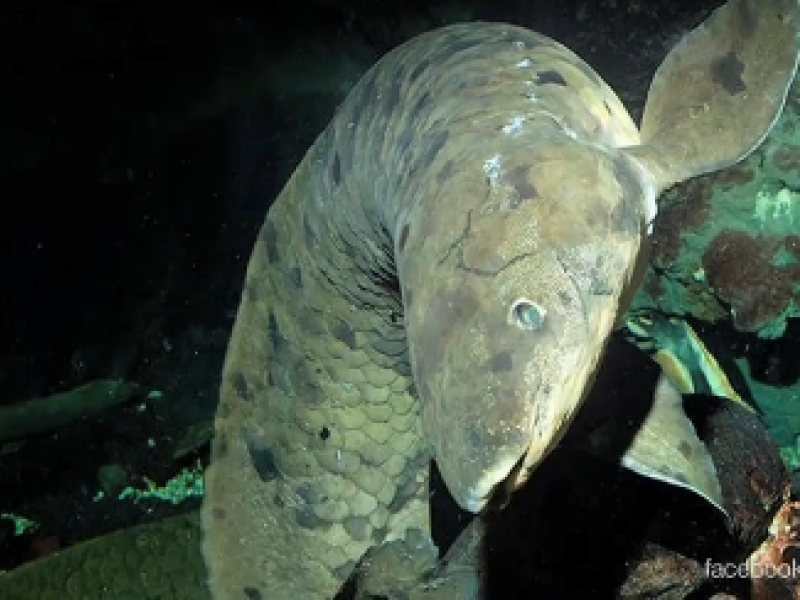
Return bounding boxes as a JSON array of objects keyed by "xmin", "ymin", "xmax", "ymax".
[
  {"xmin": 0, "ymin": 514, "xmax": 208, "ymax": 600},
  {"xmin": 203, "ymin": 1, "xmax": 799, "ymax": 597},
  {"xmin": 202, "ymin": 23, "xmax": 648, "ymax": 599},
  {"xmin": 201, "ymin": 21, "xmax": 653, "ymax": 598}
]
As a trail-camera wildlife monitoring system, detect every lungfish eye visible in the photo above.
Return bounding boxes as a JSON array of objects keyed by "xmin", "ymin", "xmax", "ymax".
[{"xmin": 510, "ymin": 298, "xmax": 546, "ymax": 331}]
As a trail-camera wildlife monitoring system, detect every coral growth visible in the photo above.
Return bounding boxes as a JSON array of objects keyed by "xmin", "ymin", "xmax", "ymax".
[
  {"xmin": 701, "ymin": 230, "xmax": 800, "ymax": 333},
  {"xmin": 766, "ymin": 142, "xmax": 800, "ymax": 189},
  {"xmin": 651, "ymin": 178, "xmax": 713, "ymax": 267}
]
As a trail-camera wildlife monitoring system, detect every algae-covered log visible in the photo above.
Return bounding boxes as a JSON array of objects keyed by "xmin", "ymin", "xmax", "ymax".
[
  {"xmin": 0, "ymin": 513, "xmax": 207, "ymax": 600},
  {"xmin": 0, "ymin": 379, "xmax": 142, "ymax": 443}
]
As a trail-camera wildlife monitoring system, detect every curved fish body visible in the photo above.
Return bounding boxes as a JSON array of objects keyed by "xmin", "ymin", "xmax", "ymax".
[{"xmin": 202, "ymin": 1, "xmax": 799, "ymax": 598}]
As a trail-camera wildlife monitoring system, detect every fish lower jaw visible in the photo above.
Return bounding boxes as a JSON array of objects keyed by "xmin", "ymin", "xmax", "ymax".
[{"xmin": 460, "ymin": 454, "xmax": 522, "ymax": 513}]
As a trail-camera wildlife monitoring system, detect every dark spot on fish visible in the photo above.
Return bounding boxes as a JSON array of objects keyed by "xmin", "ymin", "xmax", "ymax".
[
  {"xmin": 382, "ymin": 79, "xmax": 402, "ymax": 113},
  {"xmin": 489, "ymin": 350, "xmax": 514, "ymax": 373},
  {"xmin": 410, "ymin": 90, "xmax": 432, "ymax": 122},
  {"xmin": 535, "ymin": 69, "xmax": 567, "ymax": 86},
  {"xmin": 394, "ymin": 127, "xmax": 414, "ymax": 171},
  {"xmin": 558, "ymin": 290, "xmax": 572, "ymax": 307},
  {"xmin": 340, "ymin": 131, "xmax": 358, "ymax": 182},
  {"xmin": 603, "ymin": 99, "xmax": 614, "ymax": 115},
  {"xmin": 244, "ymin": 587, "xmax": 263, "ymax": 600},
  {"xmin": 288, "ymin": 266, "xmax": 303, "ymax": 289},
  {"xmin": 295, "ymin": 482, "xmax": 325, "ymax": 505},
  {"xmin": 399, "ymin": 223, "xmax": 410, "ymax": 252},
  {"xmin": 397, "ymin": 128, "xmax": 414, "ymax": 158},
  {"xmin": 298, "ymin": 306, "xmax": 325, "ymax": 335},
  {"xmin": 589, "ymin": 270, "xmax": 613, "ymax": 295},
  {"xmin": 212, "ymin": 433, "xmax": 229, "ymax": 460},
  {"xmin": 319, "ymin": 426, "xmax": 330, "ymax": 441},
  {"xmin": 678, "ymin": 441, "xmax": 693, "ymax": 460},
  {"xmin": 303, "ymin": 214, "xmax": 317, "ymax": 247},
  {"xmin": 409, "ymin": 58, "xmax": 430, "ymax": 82},
  {"xmin": 230, "ymin": 372, "xmax": 252, "ymax": 401},
  {"xmin": 437, "ymin": 159, "xmax": 455, "ymax": 185},
  {"xmin": 421, "ymin": 130, "xmax": 448, "ymax": 167},
  {"xmin": 395, "ymin": 358, "xmax": 412, "ymax": 377},
  {"xmin": 268, "ymin": 311, "xmax": 286, "ymax": 352},
  {"xmin": 261, "ymin": 221, "xmax": 279, "ymax": 264},
  {"xmin": 303, "ymin": 383, "xmax": 326, "ymax": 406},
  {"xmin": 363, "ymin": 199, "xmax": 388, "ymax": 225},
  {"xmin": 506, "ymin": 165, "xmax": 538, "ymax": 208},
  {"xmin": 531, "ymin": 401, "xmax": 544, "ymax": 430},
  {"xmin": 270, "ymin": 345, "xmax": 325, "ymax": 404},
  {"xmin": 331, "ymin": 152, "xmax": 342, "ymax": 186},
  {"xmin": 244, "ymin": 280, "xmax": 259, "ymax": 304},
  {"xmin": 710, "ymin": 51, "xmax": 746, "ymax": 95},
  {"xmin": 211, "ymin": 507, "xmax": 226, "ymax": 520},
  {"xmin": 245, "ymin": 437, "xmax": 280, "ymax": 483},
  {"xmin": 443, "ymin": 35, "xmax": 481, "ymax": 57},
  {"xmin": 333, "ymin": 321, "xmax": 357, "ymax": 349},
  {"xmin": 370, "ymin": 332, "xmax": 407, "ymax": 358},
  {"xmin": 343, "ymin": 516, "xmax": 372, "ymax": 541},
  {"xmin": 216, "ymin": 399, "xmax": 233, "ymax": 419},
  {"xmin": 294, "ymin": 504, "xmax": 325, "ymax": 529}
]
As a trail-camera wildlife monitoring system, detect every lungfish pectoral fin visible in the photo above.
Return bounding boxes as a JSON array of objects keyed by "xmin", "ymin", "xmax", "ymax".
[
  {"xmin": 620, "ymin": 373, "xmax": 728, "ymax": 520},
  {"xmin": 627, "ymin": 0, "xmax": 800, "ymax": 190}
]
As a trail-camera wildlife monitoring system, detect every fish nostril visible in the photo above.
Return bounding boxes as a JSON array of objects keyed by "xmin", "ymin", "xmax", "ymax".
[{"xmin": 510, "ymin": 298, "xmax": 547, "ymax": 331}]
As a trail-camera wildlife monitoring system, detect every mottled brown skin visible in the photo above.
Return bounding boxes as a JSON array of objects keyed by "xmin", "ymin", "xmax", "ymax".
[
  {"xmin": 202, "ymin": 1, "xmax": 799, "ymax": 598},
  {"xmin": 202, "ymin": 24, "xmax": 647, "ymax": 599}
]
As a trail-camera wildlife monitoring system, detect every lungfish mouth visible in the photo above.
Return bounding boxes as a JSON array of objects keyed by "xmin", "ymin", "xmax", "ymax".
[
  {"xmin": 460, "ymin": 453, "xmax": 525, "ymax": 513},
  {"xmin": 458, "ymin": 397, "xmax": 583, "ymax": 513}
]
